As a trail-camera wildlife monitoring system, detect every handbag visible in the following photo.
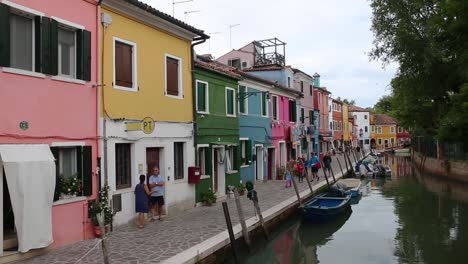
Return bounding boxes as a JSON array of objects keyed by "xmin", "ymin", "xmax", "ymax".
[{"xmin": 314, "ymin": 162, "xmax": 321, "ymax": 169}]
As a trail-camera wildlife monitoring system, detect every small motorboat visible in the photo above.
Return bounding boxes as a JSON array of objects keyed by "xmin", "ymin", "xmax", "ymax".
[
  {"xmin": 302, "ymin": 190, "xmax": 352, "ymax": 223},
  {"xmin": 335, "ymin": 179, "xmax": 362, "ymax": 198}
]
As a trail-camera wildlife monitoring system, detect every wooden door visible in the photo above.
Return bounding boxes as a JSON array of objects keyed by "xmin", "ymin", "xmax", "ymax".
[
  {"xmin": 213, "ymin": 149, "xmax": 218, "ymax": 193},
  {"xmin": 267, "ymin": 148, "xmax": 273, "ymax": 180},
  {"xmin": 146, "ymin": 148, "xmax": 160, "ymax": 180}
]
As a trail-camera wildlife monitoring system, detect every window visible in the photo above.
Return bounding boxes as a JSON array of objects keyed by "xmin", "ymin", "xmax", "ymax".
[
  {"xmin": 390, "ymin": 126, "xmax": 395, "ymax": 133},
  {"xmin": 240, "ymin": 140, "xmax": 251, "ymax": 166},
  {"xmin": 309, "ymin": 85, "xmax": 313, "ymax": 96},
  {"xmin": 225, "ymin": 87, "xmax": 236, "ymax": 117},
  {"xmin": 300, "ymin": 81, "xmax": 304, "ymax": 93},
  {"xmin": 261, "ymin": 92, "xmax": 268, "ymax": 117},
  {"xmin": 309, "ymin": 110, "xmax": 314, "ymax": 125},
  {"xmin": 226, "ymin": 146, "xmax": 237, "ymax": 172},
  {"xmin": 330, "ymin": 122, "xmax": 333, "ymax": 130},
  {"xmin": 196, "ymin": 80, "xmax": 209, "ymax": 113},
  {"xmin": 378, "ymin": 126, "xmax": 382, "ymax": 134},
  {"xmin": 51, "ymin": 146, "xmax": 93, "ymax": 200},
  {"xmin": 272, "ymin": 95, "xmax": 279, "ymax": 120},
  {"xmin": 58, "ymin": 27, "xmax": 76, "ymax": 78},
  {"xmin": 365, "ymin": 139, "xmax": 370, "ymax": 144},
  {"xmin": 239, "ymin": 85, "xmax": 248, "ymax": 114},
  {"xmin": 9, "ymin": 13, "xmax": 34, "ymax": 71},
  {"xmin": 287, "ymin": 77, "xmax": 291, "ymax": 88},
  {"xmin": 391, "ymin": 138, "xmax": 395, "ymax": 145},
  {"xmin": 300, "ymin": 108, "xmax": 305, "ymax": 123},
  {"xmin": 115, "ymin": 143, "xmax": 131, "ymax": 189},
  {"xmin": 318, "ymin": 92, "xmax": 322, "ymax": 105},
  {"xmin": 339, "ymin": 121, "xmax": 342, "ymax": 130},
  {"xmin": 114, "ymin": 38, "xmax": 136, "ymax": 90},
  {"xmin": 228, "ymin": 58, "xmax": 240, "ymax": 69},
  {"xmin": 241, "ymin": 61, "xmax": 248, "ymax": 68},
  {"xmin": 166, "ymin": 55, "xmax": 182, "ymax": 97},
  {"xmin": 372, "ymin": 126, "xmax": 375, "ymax": 132},
  {"xmin": 378, "ymin": 138, "xmax": 382, "ymax": 145},
  {"xmin": 364, "ymin": 115, "xmax": 368, "ymax": 119},
  {"xmin": 174, "ymin": 142, "xmax": 185, "ymax": 180},
  {"xmin": 289, "ymin": 100, "xmax": 297, "ymax": 122},
  {"xmin": 197, "ymin": 147, "xmax": 206, "ymax": 175},
  {"xmin": 398, "ymin": 127, "xmax": 403, "ymax": 133},
  {"xmin": 365, "ymin": 126, "xmax": 368, "ymax": 133}
]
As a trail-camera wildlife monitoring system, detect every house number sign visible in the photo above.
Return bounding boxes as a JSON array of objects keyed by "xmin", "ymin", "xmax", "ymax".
[{"xmin": 19, "ymin": 121, "xmax": 29, "ymax": 131}]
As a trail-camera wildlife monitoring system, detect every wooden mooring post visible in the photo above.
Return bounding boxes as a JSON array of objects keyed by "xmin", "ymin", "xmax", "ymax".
[
  {"xmin": 290, "ymin": 171, "xmax": 303, "ymax": 206},
  {"xmin": 320, "ymin": 161, "xmax": 331, "ymax": 187},
  {"xmin": 329, "ymin": 160, "xmax": 337, "ymax": 183},
  {"xmin": 304, "ymin": 170, "xmax": 314, "ymax": 195},
  {"xmin": 252, "ymin": 198, "xmax": 269, "ymax": 239},
  {"xmin": 222, "ymin": 202, "xmax": 238, "ymax": 264},
  {"xmin": 233, "ymin": 188, "xmax": 251, "ymax": 249},
  {"xmin": 336, "ymin": 156, "xmax": 345, "ymax": 177}
]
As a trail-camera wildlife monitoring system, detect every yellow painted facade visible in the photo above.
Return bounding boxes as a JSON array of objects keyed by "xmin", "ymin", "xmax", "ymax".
[
  {"xmin": 370, "ymin": 125, "xmax": 397, "ymax": 148},
  {"xmin": 101, "ymin": 7, "xmax": 193, "ymax": 121},
  {"xmin": 342, "ymin": 103, "xmax": 350, "ymax": 141}
]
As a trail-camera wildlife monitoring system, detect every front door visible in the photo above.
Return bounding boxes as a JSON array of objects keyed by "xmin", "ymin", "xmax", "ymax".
[
  {"xmin": 213, "ymin": 148, "xmax": 218, "ymax": 193},
  {"xmin": 267, "ymin": 148, "xmax": 275, "ymax": 180},
  {"xmin": 256, "ymin": 146, "xmax": 263, "ymax": 181},
  {"xmin": 146, "ymin": 147, "xmax": 160, "ymax": 182}
]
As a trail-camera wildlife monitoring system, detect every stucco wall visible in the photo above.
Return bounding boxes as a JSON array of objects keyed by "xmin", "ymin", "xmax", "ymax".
[{"xmin": 413, "ymin": 152, "xmax": 468, "ymax": 183}]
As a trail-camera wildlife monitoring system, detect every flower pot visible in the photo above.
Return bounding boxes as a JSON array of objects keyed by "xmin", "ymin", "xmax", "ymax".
[
  {"xmin": 93, "ymin": 226, "xmax": 102, "ymax": 237},
  {"xmin": 239, "ymin": 190, "xmax": 245, "ymax": 196},
  {"xmin": 204, "ymin": 201, "xmax": 213, "ymax": 206}
]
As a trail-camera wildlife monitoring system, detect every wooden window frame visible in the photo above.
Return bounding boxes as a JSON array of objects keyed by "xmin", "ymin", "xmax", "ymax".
[
  {"xmin": 196, "ymin": 80, "xmax": 209, "ymax": 114},
  {"xmin": 261, "ymin": 91, "xmax": 268, "ymax": 117},
  {"xmin": 238, "ymin": 85, "xmax": 248, "ymax": 115},
  {"xmin": 115, "ymin": 143, "xmax": 132, "ymax": 190},
  {"xmin": 271, "ymin": 95, "xmax": 279, "ymax": 121},
  {"xmin": 113, "ymin": 37, "xmax": 137, "ymax": 92},
  {"xmin": 165, "ymin": 53, "xmax": 183, "ymax": 99},
  {"xmin": 225, "ymin": 87, "xmax": 236, "ymax": 117},
  {"xmin": 174, "ymin": 142, "xmax": 185, "ymax": 181}
]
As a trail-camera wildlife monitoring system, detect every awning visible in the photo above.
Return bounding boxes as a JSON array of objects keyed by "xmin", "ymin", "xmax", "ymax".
[
  {"xmin": 0, "ymin": 144, "xmax": 55, "ymax": 252},
  {"xmin": 210, "ymin": 142, "xmax": 238, "ymax": 146}
]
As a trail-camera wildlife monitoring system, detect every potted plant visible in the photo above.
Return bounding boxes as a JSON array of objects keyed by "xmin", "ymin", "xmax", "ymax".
[
  {"xmin": 88, "ymin": 200, "xmax": 102, "ymax": 237},
  {"xmin": 59, "ymin": 173, "xmax": 81, "ymax": 199},
  {"xmin": 201, "ymin": 188, "xmax": 217, "ymax": 206},
  {"xmin": 278, "ymin": 166, "xmax": 286, "ymax": 180},
  {"xmin": 98, "ymin": 184, "xmax": 115, "ymax": 233},
  {"xmin": 237, "ymin": 183, "xmax": 246, "ymax": 196}
]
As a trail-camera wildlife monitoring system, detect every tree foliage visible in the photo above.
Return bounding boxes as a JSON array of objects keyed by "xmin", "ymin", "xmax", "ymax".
[{"xmin": 370, "ymin": 0, "xmax": 468, "ymax": 143}]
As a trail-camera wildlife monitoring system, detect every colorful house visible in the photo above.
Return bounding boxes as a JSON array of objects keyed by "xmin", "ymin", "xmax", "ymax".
[
  {"xmin": 100, "ymin": 0, "xmax": 208, "ymax": 226},
  {"xmin": 313, "ymin": 74, "xmax": 332, "ymax": 158},
  {"xmin": 370, "ymin": 114, "xmax": 398, "ymax": 149},
  {"xmin": 0, "ymin": 0, "xmax": 98, "ymax": 254},
  {"xmin": 193, "ymin": 57, "xmax": 241, "ymax": 201},
  {"xmin": 331, "ymin": 99, "xmax": 343, "ymax": 149},
  {"xmin": 349, "ymin": 105, "xmax": 371, "ymax": 151},
  {"xmin": 397, "ymin": 126, "xmax": 411, "ymax": 146},
  {"xmin": 342, "ymin": 103, "xmax": 351, "ymax": 146}
]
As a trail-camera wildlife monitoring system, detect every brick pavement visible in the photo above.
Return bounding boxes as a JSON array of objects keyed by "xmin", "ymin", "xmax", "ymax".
[{"xmin": 19, "ymin": 153, "xmax": 354, "ymax": 264}]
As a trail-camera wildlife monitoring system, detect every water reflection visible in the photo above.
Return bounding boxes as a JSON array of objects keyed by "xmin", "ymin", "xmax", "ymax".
[{"xmin": 234, "ymin": 155, "xmax": 468, "ymax": 264}]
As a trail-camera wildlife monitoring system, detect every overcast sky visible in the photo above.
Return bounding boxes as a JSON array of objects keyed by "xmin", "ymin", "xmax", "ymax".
[{"xmin": 142, "ymin": 0, "xmax": 398, "ymax": 107}]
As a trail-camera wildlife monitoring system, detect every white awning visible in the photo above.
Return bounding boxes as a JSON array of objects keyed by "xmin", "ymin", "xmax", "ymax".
[{"xmin": 0, "ymin": 144, "xmax": 55, "ymax": 253}]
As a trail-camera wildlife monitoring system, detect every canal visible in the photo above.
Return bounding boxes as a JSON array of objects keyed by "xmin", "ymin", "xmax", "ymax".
[{"xmin": 229, "ymin": 154, "xmax": 468, "ymax": 264}]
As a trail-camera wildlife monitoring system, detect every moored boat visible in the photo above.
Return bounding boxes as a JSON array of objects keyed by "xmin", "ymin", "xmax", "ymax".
[
  {"xmin": 335, "ymin": 179, "xmax": 362, "ymax": 198},
  {"xmin": 302, "ymin": 192, "xmax": 352, "ymax": 223}
]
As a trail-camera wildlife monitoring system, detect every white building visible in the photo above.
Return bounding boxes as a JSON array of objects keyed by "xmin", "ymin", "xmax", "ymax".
[{"xmin": 349, "ymin": 105, "xmax": 371, "ymax": 151}]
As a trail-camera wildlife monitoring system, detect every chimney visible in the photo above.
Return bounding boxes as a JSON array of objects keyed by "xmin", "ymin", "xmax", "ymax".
[{"xmin": 313, "ymin": 72, "xmax": 320, "ymax": 87}]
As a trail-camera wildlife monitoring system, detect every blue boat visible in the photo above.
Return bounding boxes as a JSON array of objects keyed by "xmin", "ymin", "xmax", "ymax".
[{"xmin": 302, "ymin": 192, "xmax": 352, "ymax": 222}]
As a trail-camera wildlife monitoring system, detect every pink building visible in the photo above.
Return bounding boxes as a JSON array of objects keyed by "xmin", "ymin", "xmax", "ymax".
[
  {"xmin": 313, "ymin": 78, "xmax": 332, "ymax": 159},
  {"xmin": 0, "ymin": 0, "xmax": 99, "ymax": 256}
]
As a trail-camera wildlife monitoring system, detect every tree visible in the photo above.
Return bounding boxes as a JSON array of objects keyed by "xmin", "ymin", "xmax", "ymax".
[
  {"xmin": 372, "ymin": 95, "xmax": 395, "ymax": 115},
  {"xmin": 370, "ymin": 0, "xmax": 468, "ymax": 143},
  {"xmin": 342, "ymin": 98, "xmax": 356, "ymax": 105}
]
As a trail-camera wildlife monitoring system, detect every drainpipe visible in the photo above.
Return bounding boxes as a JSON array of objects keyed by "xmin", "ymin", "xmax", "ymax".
[{"xmin": 191, "ymin": 36, "xmax": 208, "ymax": 150}]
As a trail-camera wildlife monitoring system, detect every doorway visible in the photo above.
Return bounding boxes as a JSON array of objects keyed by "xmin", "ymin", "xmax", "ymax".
[
  {"xmin": 2, "ymin": 168, "xmax": 17, "ymax": 253},
  {"xmin": 213, "ymin": 148, "xmax": 219, "ymax": 193},
  {"xmin": 279, "ymin": 142, "xmax": 286, "ymax": 167},
  {"xmin": 146, "ymin": 147, "xmax": 160, "ymax": 179},
  {"xmin": 267, "ymin": 148, "xmax": 275, "ymax": 180},
  {"xmin": 255, "ymin": 146, "xmax": 264, "ymax": 181}
]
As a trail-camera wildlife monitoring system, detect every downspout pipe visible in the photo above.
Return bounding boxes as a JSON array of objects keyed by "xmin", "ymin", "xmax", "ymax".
[{"xmin": 191, "ymin": 36, "xmax": 208, "ymax": 150}]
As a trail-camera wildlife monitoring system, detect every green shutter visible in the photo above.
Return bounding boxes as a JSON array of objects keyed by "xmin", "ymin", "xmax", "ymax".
[
  {"xmin": 301, "ymin": 108, "xmax": 305, "ymax": 123},
  {"xmin": 82, "ymin": 146, "xmax": 93, "ymax": 196},
  {"xmin": 205, "ymin": 147, "xmax": 212, "ymax": 176},
  {"xmin": 273, "ymin": 97, "xmax": 277, "ymax": 120},
  {"xmin": 76, "ymin": 29, "xmax": 83, "ymax": 79},
  {"xmin": 49, "ymin": 19, "xmax": 58, "ymax": 75},
  {"xmin": 262, "ymin": 93, "xmax": 266, "ymax": 116},
  {"xmin": 197, "ymin": 82, "xmax": 206, "ymax": 112},
  {"xmin": 232, "ymin": 146, "xmax": 238, "ymax": 170},
  {"xmin": 0, "ymin": 3, "xmax": 10, "ymax": 67},
  {"xmin": 82, "ymin": 30, "xmax": 91, "ymax": 81},
  {"xmin": 309, "ymin": 110, "xmax": 313, "ymax": 125},
  {"xmin": 41, "ymin": 17, "xmax": 51, "ymax": 74},
  {"xmin": 227, "ymin": 89, "xmax": 233, "ymax": 115},
  {"xmin": 51, "ymin": 147, "xmax": 60, "ymax": 201},
  {"xmin": 34, "ymin": 16, "xmax": 41, "ymax": 72},
  {"xmin": 293, "ymin": 101, "xmax": 297, "ymax": 122},
  {"xmin": 246, "ymin": 140, "xmax": 252, "ymax": 162},
  {"xmin": 76, "ymin": 146, "xmax": 83, "ymax": 194},
  {"xmin": 239, "ymin": 86, "xmax": 245, "ymax": 113}
]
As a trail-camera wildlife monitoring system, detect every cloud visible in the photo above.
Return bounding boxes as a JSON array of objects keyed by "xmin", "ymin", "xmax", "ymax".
[{"xmin": 141, "ymin": 0, "xmax": 398, "ymax": 107}]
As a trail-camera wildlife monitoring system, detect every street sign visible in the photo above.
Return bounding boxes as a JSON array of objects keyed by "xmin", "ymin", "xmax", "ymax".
[{"xmin": 142, "ymin": 117, "xmax": 155, "ymax": 134}]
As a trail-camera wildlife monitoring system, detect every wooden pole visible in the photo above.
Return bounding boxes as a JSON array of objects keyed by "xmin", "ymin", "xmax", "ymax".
[
  {"xmin": 252, "ymin": 198, "xmax": 269, "ymax": 239},
  {"xmin": 344, "ymin": 151, "xmax": 356, "ymax": 177},
  {"xmin": 352, "ymin": 149, "xmax": 358, "ymax": 163},
  {"xmin": 233, "ymin": 188, "xmax": 251, "ymax": 248},
  {"xmin": 290, "ymin": 171, "xmax": 302, "ymax": 206},
  {"xmin": 222, "ymin": 202, "xmax": 238, "ymax": 264},
  {"xmin": 320, "ymin": 161, "xmax": 330, "ymax": 187},
  {"xmin": 336, "ymin": 156, "xmax": 345, "ymax": 177},
  {"xmin": 304, "ymin": 169, "xmax": 314, "ymax": 195},
  {"xmin": 329, "ymin": 160, "xmax": 337, "ymax": 183}
]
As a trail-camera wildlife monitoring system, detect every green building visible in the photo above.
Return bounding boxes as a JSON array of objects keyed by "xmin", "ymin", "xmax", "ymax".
[{"xmin": 194, "ymin": 57, "xmax": 242, "ymax": 202}]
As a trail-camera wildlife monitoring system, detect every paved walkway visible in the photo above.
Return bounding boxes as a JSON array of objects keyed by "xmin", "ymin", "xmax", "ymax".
[{"xmin": 19, "ymin": 153, "xmax": 357, "ymax": 264}]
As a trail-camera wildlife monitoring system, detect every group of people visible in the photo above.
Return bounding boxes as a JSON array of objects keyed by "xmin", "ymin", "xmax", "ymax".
[
  {"xmin": 134, "ymin": 166, "xmax": 166, "ymax": 229},
  {"xmin": 285, "ymin": 150, "xmax": 334, "ymax": 188}
]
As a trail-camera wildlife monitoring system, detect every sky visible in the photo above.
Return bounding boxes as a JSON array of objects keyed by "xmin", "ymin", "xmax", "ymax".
[{"xmin": 142, "ymin": 0, "xmax": 398, "ymax": 107}]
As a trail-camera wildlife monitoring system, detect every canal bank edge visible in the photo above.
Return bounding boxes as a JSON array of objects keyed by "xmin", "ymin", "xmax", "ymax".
[
  {"xmin": 413, "ymin": 151, "xmax": 468, "ymax": 183},
  {"xmin": 160, "ymin": 168, "xmax": 353, "ymax": 264}
]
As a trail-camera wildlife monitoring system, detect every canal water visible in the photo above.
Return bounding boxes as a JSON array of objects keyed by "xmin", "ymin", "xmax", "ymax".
[{"xmin": 229, "ymin": 154, "xmax": 468, "ymax": 264}]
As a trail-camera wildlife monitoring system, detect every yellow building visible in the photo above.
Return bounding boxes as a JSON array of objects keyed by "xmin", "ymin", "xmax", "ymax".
[
  {"xmin": 100, "ymin": 0, "xmax": 208, "ymax": 226},
  {"xmin": 342, "ymin": 103, "xmax": 350, "ymax": 144},
  {"xmin": 370, "ymin": 114, "xmax": 398, "ymax": 149}
]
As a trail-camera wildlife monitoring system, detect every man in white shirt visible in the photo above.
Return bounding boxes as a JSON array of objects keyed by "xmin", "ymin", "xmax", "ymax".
[{"xmin": 148, "ymin": 166, "xmax": 165, "ymax": 221}]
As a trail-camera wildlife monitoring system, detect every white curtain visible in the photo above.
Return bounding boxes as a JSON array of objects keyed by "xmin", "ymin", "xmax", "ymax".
[{"xmin": 0, "ymin": 145, "xmax": 55, "ymax": 253}]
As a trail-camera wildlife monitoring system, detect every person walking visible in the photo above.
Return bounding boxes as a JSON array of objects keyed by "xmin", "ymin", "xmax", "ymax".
[
  {"xmin": 149, "ymin": 166, "xmax": 165, "ymax": 221},
  {"xmin": 296, "ymin": 157, "xmax": 304, "ymax": 183},
  {"xmin": 323, "ymin": 150, "xmax": 333, "ymax": 176},
  {"xmin": 135, "ymin": 175, "xmax": 157, "ymax": 229},
  {"xmin": 309, "ymin": 152, "xmax": 320, "ymax": 181},
  {"xmin": 285, "ymin": 160, "xmax": 295, "ymax": 188}
]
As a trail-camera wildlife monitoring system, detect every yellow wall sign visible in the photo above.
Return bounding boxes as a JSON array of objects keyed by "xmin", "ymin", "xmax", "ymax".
[{"xmin": 142, "ymin": 117, "xmax": 155, "ymax": 134}]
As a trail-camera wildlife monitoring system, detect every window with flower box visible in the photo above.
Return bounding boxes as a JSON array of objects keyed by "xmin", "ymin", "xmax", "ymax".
[{"xmin": 51, "ymin": 146, "xmax": 92, "ymax": 201}]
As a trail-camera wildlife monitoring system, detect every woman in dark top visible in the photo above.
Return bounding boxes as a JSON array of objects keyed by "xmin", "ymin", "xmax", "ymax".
[{"xmin": 135, "ymin": 175, "xmax": 156, "ymax": 229}]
